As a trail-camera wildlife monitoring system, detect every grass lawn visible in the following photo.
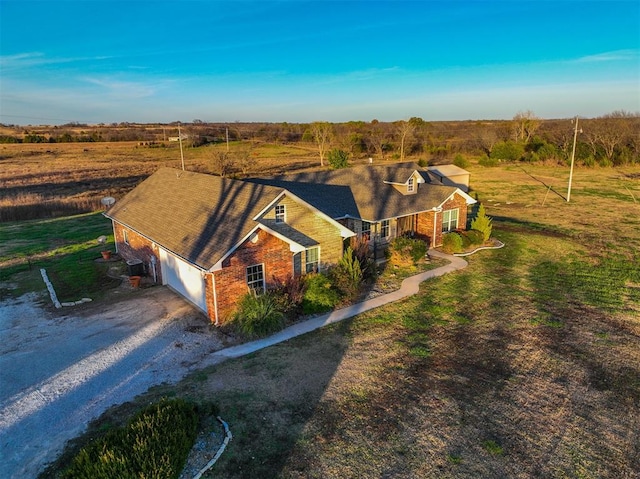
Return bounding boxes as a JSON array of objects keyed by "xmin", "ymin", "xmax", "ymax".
[
  {"xmin": 40, "ymin": 163, "xmax": 640, "ymax": 478},
  {"xmin": 0, "ymin": 212, "xmax": 119, "ymax": 302}
]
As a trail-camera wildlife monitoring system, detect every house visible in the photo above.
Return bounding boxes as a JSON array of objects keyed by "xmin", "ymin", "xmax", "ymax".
[
  {"xmin": 105, "ymin": 163, "xmax": 475, "ymax": 324},
  {"xmin": 427, "ymin": 164, "xmax": 471, "ymax": 192}
]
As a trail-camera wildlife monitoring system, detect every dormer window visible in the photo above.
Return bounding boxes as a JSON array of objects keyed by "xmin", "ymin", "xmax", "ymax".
[
  {"xmin": 275, "ymin": 204, "xmax": 285, "ymax": 223},
  {"xmin": 407, "ymin": 177, "xmax": 415, "ymax": 193}
]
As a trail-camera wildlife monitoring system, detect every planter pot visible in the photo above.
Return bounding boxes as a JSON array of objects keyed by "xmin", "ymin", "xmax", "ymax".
[
  {"xmin": 101, "ymin": 251, "xmax": 112, "ymax": 260},
  {"xmin": 129, "ymin": 276, "xmax": 142, "ymax": 288}
]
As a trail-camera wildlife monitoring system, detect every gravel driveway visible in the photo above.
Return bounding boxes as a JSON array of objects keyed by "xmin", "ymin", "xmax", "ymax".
[{"xmin": 0, "ymin": 286, "xmax": 226, "ymax": 479}]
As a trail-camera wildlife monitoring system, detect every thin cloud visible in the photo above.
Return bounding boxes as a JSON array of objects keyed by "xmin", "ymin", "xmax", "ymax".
[
  {"xmin": 573, "ymin": 49, "xmax": 638, "ymax": 63},
  {"xmin": 0, "ymin": 52, "xmax": 111, "ymax": 71},
  {"xmin": 81, "ymin": 76, "xmax": 170, "ymax": 99}
]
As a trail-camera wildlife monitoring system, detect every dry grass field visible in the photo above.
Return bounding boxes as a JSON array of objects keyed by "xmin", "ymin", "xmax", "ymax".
[{"xmin": 34, "ymin": 152, "xmax": 640, "ymax": 478}]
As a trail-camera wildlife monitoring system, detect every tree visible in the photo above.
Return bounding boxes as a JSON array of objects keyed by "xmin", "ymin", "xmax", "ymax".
[
  {"xmin": 327, "ymin": 149, "xmax": 349, "ymax": 169},
  {"xmin": 512, "ymin": 110, "xmax": 541, "ymax": 143},
  {"xmin": 366, "ymin": 121, "xmax": 389, "ymax": 160},
  {"xmin": 213, "ymin": 150, "xmax": 235, "ymax": 177},
  {"xmin": 471, "ymin": 203, "xmax": 492, "ymax": 242},
  {"xmin": 395, "ymin": 120, "xmax": 416, "ymax": 162},
  {"xmin": 310, "ymin": 122, "xmax": 333, "ymax": 167}
]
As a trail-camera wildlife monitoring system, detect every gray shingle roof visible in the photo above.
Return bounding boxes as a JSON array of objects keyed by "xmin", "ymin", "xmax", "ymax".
[
  {"xmin": 250, "ymin": 162, "xmax": 459, "ymax": 222},
  {"xmin": 106, "ymin": 168, "xmax": 284, "ymax": 269}
]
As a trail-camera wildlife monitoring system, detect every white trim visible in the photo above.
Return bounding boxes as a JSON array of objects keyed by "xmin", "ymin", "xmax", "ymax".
[
  {"xmin": 252, "ymin": 190, "xmax": 288, "ymax": 220},
  {"xmin": 436, "ymin": 189, "xmax": 476, "ymax": 208},
  {"xmin": 211, "ymin": 273, "xmax": 219, "ymax": 326}
]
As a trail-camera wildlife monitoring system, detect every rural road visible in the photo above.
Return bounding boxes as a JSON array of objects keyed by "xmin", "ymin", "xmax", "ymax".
[{"xmin": 0, "ymin": 286, "xmax": 225, "ymax": 479}]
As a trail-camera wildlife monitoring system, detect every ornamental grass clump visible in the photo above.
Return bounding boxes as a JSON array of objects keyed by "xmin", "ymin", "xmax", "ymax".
[
  {"xmin": 61, "ymin": 398, "xmax": 198, "ymax": 479},
  {"xmin": 232, "ymin": 291, "xmax": 285, "ymax": 338},
  {"xmin": 389, "ymin": 236, "xmax": 428, "ymax": 267}
]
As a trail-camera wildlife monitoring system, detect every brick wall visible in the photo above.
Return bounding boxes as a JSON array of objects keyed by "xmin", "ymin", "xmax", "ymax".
[
  {"xmin": 416, "ymin": 212, "xmax": 436, "ymax": 247},
  {"xmin": 113, "ymin": 222, "xmax": 162, "ymax": 282},
  {"xmin": 433, "ymin": 193, "xmax": 470, "ymax": 246},
  {"xmin": 212, "ymin": 230, "xmax": 293, "ymax": 324}
]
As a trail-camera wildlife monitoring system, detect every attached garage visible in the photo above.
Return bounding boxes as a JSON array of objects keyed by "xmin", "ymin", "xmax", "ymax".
[{"xmin": 158, "ymin": 248, "xmax": 207, "ymax": 312}]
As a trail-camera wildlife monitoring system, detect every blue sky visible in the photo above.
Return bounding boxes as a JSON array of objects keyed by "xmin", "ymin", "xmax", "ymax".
[{"xmin": 1, "ymin": 0, "xmax": 638, "ymax": 125}]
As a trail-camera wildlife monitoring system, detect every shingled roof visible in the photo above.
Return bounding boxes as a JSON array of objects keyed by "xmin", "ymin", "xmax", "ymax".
[
  {"xmin": 250, "ymin": 163, "xmax": 465, "ymax": 222},
  {"xmin": 105, "ymin": 168, "xmax": 285, "ymax": 270}
]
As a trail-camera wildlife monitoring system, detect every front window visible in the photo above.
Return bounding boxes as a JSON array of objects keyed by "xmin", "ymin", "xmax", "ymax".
[
  {"xmin": 361, "ymin": 221, "xmax": 371, "ymax": 240},
  {"xmin": 275, "ymin": 204, "xmax": 285, "ymax": 224},
  {"xmin": 246, "ymin": 264, "xmax": 265, "ymax": 293},
  {"xmin": 407, "ymin": 177, "xmax": 415, "ymax": 193},
  {"xmin": 306, "ymin": 247, "xmax": 319, "ymax": 273},
  {"xmin": 380, "ymin": 220, "xmax": 390, "ymax": 238},
  {"xmin": 442, "ymin": 209, "xmax": 459, "ymax": 233}
]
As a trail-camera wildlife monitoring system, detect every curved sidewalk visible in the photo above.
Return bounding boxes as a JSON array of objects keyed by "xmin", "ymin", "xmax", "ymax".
[{"xmin": 205, "ymin": 250, "xmax": 468, "ymax": 365}]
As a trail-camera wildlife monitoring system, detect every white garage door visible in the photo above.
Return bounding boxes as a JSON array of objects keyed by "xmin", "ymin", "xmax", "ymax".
[{"xmin": 158, "ymin": 249, "xmax": 207, "ymax": 312}]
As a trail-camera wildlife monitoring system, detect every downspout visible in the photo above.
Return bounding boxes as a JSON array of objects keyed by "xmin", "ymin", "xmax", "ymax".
[{"xmin": 211, "ymin": 273, "xmax": 220, "ymax": 326}]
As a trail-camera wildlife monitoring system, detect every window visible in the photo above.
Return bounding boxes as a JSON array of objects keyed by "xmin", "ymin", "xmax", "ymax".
[
  {"xmin": 275, "ymin": 204, "xmax": 285, "ymax": 224},
  {"xmin": 123, "ymin": 229, "xmax": 129, "ymax": 245},
  {"xmin": 407, "ymin": 177, "xmax": 415, "ymax": 193},
  {"xmin": 305, "ymin": 247, "xmax": 319, "ymax": 273},
  {"xmin": 361, "ymin": 221, "xmax": 371, "ymax": 240},
  {"xmin": 442, "ymin": 209, "xmax": 459, "ymax": 233},
  {"xmin": 380, "ymin": 220, "xmax": 390, "ymax": 238},
  {"xmin": 246, "ymin": 264, "xmax": 265, "ymax": 293}
]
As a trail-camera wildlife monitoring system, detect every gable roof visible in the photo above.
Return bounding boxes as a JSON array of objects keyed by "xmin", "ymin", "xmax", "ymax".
[
  {"xmin": 105, "ymin": 168, "xmax": 285, "ymax": 270},
  {"xmin": 250, "ymin": 162, "xmax": 472, "ymax": 222}
]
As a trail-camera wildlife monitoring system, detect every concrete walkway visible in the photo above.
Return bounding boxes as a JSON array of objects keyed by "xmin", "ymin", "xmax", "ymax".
[{"xmin": 206, "ymin": 250, "xmax": 468, "ymax": 364}]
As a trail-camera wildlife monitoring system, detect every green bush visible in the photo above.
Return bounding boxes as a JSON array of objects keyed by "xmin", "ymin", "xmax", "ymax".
[
  {"xmin": 478, "ymin": 154, "xmax": 499, "ymax": 167},
  {"xmin": 330, "ymin": 247, "xmax": 363, "ymax": 300},
  {"xmin": 491, "ymin": 140, "xmax": 525, "ymax": 162},
  {"xmin": 470, "ymin": 203, "xmax": 492, "ymax": 242},
  {"xmin": 232, "ymin": 291, "xmax": 285, "ymax": 337},
  {"xmin": 466, "ymin": 229, "xmax": 485, "ymax": 245},
  {"xmin": 442, "ymin": 232, "xmax": 463, "ymax": 254},
  {"xmin": 62, "ymin": 399, "xmax": 198, "ymax": 479},
  {"xmin": 453, "ymin": 154, "xmax": 469, "ymax": 168},
  {"xmin": 302, "ymin": 273, "xmax": 341, "ymax": 314},
  {"xmin": 328, "ymin": 148, "xmax": 349, "ymax": 169},
  {"xmin": 417, "ymin": 158, "xmax": 428, "ymax": 167},
  {"xmin": 390, "ymin": 236, "xmax": 428, "ymax": 264}
]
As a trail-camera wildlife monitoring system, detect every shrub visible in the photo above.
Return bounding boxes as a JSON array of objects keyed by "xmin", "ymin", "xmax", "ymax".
[
  {"xmin": 466, "ymin": 229, "xmax": 485, "ymax": 245},
  {"xmin": 232, "ymin": 291, "xmax": 285, "ymax": 337},
  {"xmin": 62, "ymin": 399, "xmax": 198, "ymax": 479},
  {"xmin": 350, "ymin": 236, "xmax": 377, "ymax": 281},
  {"xmin": 453, "ymin": 154, "xmax": 469, "ymax": 168},
  {"xmin": 269, "ymin": 274, "xmax": 306, "ymax": 318},
  {"xmin": 417, "ymin": 158, "xmax": 428, "ymax": 167},
  {"xmin": 330, "ymin": 247, "xmax": 363, "ymax": 300},
  {"xmin": 478, "ymin": 154, "xmax": 499, "ymax": 167},
  {"xmin": 302, "ymin": 273, "xmax": 341, "ymax": 314},
  {"xmin": 328, "ymin": 148, "xmax": 349, "ymax": 169},
  {"xmin": 389, "ymin": 236, "xmax": 428, "ymax": 266},
  {"xmin": 470, "ymin": 203, "xmax": 492, "ymax": 242},
  {"xmin": 491, "ymin": 140, "xmax": 525, "ymax": 162},
  {"xmin": 442, "ymin": 232, "xmax": 463, "ymax": 254}
]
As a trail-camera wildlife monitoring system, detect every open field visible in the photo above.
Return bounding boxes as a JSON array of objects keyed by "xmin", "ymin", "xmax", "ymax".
[
  {"xmin": 35, "ymin": 162, "xmax": 640, "ymax": 478},
  {"xmin": 0, "ymin": 141, "xmax": 323, "ymax": 222}
]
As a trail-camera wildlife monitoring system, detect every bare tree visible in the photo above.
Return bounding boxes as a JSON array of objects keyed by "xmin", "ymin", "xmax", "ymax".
[
  {"xmin": 395, "ymin": 120, "xmax": 416, "ymax": 161},
  {"xmin": 512, "ymin": 110, "xmax": 542, "ymax": 143},
  {"xmin": 213, "ymin": 150, "xmax": 235, "ymax": 177},
  {"xmin": 310, "ymin": 122, "xmax": 333, "ymax": 166},
  {"xmin": 475, "ymin": 127, "xmax": 499, "ymax": 157},
  {"xmin": 366, "ymin": 120, "xmax": 389, "ymax": 160}
]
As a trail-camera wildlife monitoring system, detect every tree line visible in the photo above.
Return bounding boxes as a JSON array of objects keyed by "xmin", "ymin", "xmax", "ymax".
[{"xmin": 2, "ymin": 110, "xmax": 638, "ymax": 167}]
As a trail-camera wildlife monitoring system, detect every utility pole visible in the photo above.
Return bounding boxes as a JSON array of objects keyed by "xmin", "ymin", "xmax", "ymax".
[
  {"xmin": 178, "ymin": 124, "xmax": 185, "ymax": 171},
  {"xmin": 226, "ymin": 127, "xmax": 229, "ymax": 152},
  {"xmin": 567, "ymin": 116, "xmax": 580, "ymax": 202}
]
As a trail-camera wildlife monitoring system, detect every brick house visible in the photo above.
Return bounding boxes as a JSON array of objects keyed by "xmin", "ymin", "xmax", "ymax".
[{"xmin": 105, "ymin": 163, "xmax": 475, "ymax": 324}]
